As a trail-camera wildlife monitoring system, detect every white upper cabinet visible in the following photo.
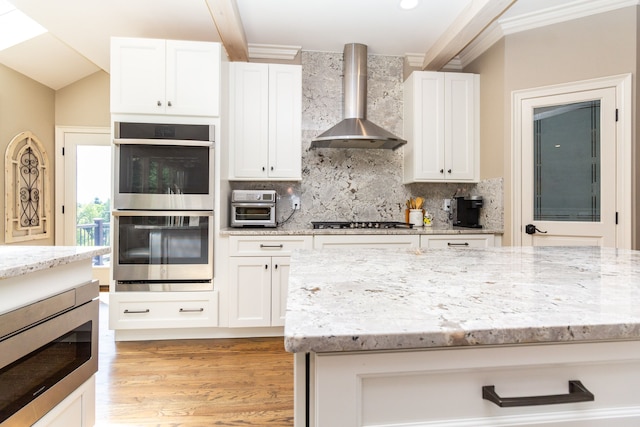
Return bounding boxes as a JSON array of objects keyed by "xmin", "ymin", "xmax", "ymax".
[
  {"xmin": 403, "ymin": 71, "xmax": 479, "ymax": 183},
  {"xmin": 229, "ymin": 62, "xmax": 302, "ymax": 180},
  {"xmin": 110, "ymin": 37, "xmax": 221, "ymax": 116}
]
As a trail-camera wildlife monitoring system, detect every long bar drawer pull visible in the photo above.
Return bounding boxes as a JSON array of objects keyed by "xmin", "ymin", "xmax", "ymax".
[
  {"xmin": 179, "ymin": 308, "xmax": 204, "ymax": 313},
  {"xmin": 260, "ymin": 244, "xmax": 284, "ymax": 249},
  {"xmin": 482, "ymin": 380, "xmax": 594, "ymax": 407},
  {"xmin": 124, "ymin": 309, "xmax": 150, "ymax": 314},
  {"xmin": 447, "ymin": 242, "xmax": 470, "ymax": 246}
]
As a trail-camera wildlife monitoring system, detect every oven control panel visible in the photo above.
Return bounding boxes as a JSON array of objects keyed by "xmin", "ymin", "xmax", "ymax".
[{"xmin": 231, "ymin": 190, "xmax": 276, "ymax": 203}]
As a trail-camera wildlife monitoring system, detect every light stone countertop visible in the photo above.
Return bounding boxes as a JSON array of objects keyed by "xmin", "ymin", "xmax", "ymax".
[
  {"xmin": 220, "ymin": 226, "xmax": 502, "ymax": 236},
  {"xmin": 0, "ymin": 246, "xmax": 110, "ymax": 280},
  {"xmin": 284, "ymin": 246, "xmax": 640, "ymax": 353}
]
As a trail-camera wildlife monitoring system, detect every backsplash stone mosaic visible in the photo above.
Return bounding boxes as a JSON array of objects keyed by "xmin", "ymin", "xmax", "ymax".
[{"xmin": 230, "ymin": 50, "xmax": 503, "ymax": 230}]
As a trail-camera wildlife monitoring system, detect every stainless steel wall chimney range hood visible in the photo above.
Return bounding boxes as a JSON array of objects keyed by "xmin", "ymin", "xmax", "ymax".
[{"xmin": 311, "ymin": 43, "xmax": 407, "ymax": 150}]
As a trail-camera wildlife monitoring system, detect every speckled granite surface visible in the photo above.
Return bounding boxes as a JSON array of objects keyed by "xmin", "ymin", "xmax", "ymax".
[
  {"xmin": 220, "ymin": 227, "xmax": 502, "ymax": 236},
  {"xmin": 0, "ymin": 246, "xmax": 110, "ymax": 280},
  {"xmin": 284, "ymin": 246, "xmax": 640, "ymax": 353}
]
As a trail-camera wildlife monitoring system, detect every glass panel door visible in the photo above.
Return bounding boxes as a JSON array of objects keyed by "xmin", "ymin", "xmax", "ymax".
[{"xmin": 533, "ymin": 101, "xmax": 601, "ymax": 222}]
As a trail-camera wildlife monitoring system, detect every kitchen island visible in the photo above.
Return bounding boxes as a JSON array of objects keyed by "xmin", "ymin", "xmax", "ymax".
[
  {"xmin": 284, "ymin": 246, "xmax": 640, "ymax": 427},
  {"xmin": 0, "ymin": 245, "xmax": 109, "ymax": 427}
]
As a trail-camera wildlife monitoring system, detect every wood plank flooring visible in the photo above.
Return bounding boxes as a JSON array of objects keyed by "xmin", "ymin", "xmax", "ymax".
[{"xmin": 96, "ymin": 295, "xmax": 294, "ymax": 426}]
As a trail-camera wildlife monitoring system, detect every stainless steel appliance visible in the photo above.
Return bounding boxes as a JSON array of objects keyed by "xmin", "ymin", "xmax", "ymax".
[
  {"xmin": 312, "ymin": 221, "xmax": 413, "ymax": 229},
  {"xmin": 0, "ymin": 281, "xmax": 98, "ymax": 426},
  {"xmin": 230, "ymin": 190, "xmax": 277, "ymax": 228},
  {"xmin": 310, "ymin": 43, "xmax": 406, "ymax": 150},
  {"xmin": 113, "ymin": 121, "xmax": 215, "ymax": 210},
  {"xmin": 113, "ymin": 210, "xmax": 214, "ymax": 291},
  {"xmin": 453, "ymin": 196, "xmax": 483, "ymax": 228}
]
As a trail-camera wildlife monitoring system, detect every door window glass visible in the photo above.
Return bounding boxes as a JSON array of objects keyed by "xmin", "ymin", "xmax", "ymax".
[{"xmin": 533, "ymin": 101, "xmax": 601, "ymax": 222}]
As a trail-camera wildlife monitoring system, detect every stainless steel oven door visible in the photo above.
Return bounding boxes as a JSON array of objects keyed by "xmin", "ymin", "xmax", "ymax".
[
  {"xmin": 113, "ymin": 210, "xmax": 214, "ymax": 289},
  {"xmin": 231, "ymin": 203, "xmax": 276, "ymax": 227},
  {"xmin": 0, "ymin": 284, "xmax": 98, "ymax": 427},
  {"xmin": 114, "ymin": 139, "xmax": 214, "ymax": 210}
]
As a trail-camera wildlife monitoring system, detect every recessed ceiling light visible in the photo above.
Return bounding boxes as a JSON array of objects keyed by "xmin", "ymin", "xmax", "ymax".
[{"xmin": 400, "ymin": 0, "xmax": 419, "ymax": 10}]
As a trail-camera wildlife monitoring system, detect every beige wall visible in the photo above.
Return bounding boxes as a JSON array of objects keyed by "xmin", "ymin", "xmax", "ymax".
[
  {"xmin": 0, "ymin": 67, "xmax": 110, "ymax": 246},
  {"xmin": 0, "ymin": 64, "xmax": 55, "ymax": 245},
  {"xmin": 55, "ymin": 70, "xmax": 110, "ymax": 127},
  {"xmin": 467, "ymin": 7, "xmax": 638, "ymax": 247}
]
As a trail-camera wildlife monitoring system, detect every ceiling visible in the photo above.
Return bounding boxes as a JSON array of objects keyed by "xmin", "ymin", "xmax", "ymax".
[{"xmin": 1, "ymin": 0, "xmax": 635, "ymax": 90}]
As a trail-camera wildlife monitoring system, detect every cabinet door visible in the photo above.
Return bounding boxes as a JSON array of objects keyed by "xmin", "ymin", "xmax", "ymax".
[
  {"xmin": 228, "ymin": 257, "xmax": 272, "ymax": 327},
  {"xmin": 229, "ymin": 62, "xmax": 270, "ymax": 179},
  {"xmin": 268, "ymin": 64, "xmax": 302, "ymax": 179},
  {"xmin": 165, "ymin": 40, "xmax": 220, "ymax": 116},
  {"xmin": 444, "ymin": 72, "xmax": 479, "ymax": 181},
  {"xmin": 410, "ymin": 71, "xmax": 446, "ymax": 181},
  {"xmin": 110, "ymin": 37, "xmax": 165, "ymax": 114},
  {"xmin": 271, "ymin": 256, "xmax": 290, "ymax": 326}
]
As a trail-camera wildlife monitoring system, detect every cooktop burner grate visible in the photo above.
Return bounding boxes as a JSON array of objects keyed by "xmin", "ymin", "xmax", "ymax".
[{"xmin": 311, "ymin": 221, "xmax": 413, "ymax": 230}]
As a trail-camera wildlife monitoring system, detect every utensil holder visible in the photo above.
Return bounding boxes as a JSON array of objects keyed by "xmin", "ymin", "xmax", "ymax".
[{"xmin": 409, "ymin": 209, "xmax": 423, "ymax": 227}]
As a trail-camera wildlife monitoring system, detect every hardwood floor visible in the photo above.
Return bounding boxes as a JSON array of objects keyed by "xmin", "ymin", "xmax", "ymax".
[{"xmin": 96, "ymin": 295, "xmax": 294, "ymax": 426}]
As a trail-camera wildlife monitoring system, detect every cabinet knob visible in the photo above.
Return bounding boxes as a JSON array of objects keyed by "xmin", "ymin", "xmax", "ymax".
[
  {"xmin": 168, "ymin": 101, "xmax": 172, "ymax": 107},
  {"xmin": 270, "ymin": 166, "xmax": 274, "ymax": 171},
  {"xmin": 448, "ymin": 169, "xmax": 452, "ymax": 174},
  {"xmin": 262, "ymin": 166, "xmax": 266, "ymax": 172},
  {"xmin": 157, "ymin": 101, "xmax": 162, "ymax": 106},
  {"xmin": 265, "ymin": 264, "xmax": 269, "ymax": 269},
  {"xmin": 274, "ymin": 264, "xmax": 278, "ymax": 269},
  {"xmin": 439, "ymin": 169, "xmax": 444, "ymax": 174}
]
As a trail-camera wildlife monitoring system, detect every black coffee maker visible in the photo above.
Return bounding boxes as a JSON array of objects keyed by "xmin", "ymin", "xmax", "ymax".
[{"xmin": 453, "ymin": 196, "xmax": 483, "ymax": 228}]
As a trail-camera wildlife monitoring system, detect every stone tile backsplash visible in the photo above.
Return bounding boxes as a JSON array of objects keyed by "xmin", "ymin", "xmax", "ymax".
[{"xmin": 230, "ymin": 50, "xmax": 503, "ymax": 230}]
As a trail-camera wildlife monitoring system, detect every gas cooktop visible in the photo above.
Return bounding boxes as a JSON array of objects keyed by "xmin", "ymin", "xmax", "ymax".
[{"xmin": 311, "ymin": 221, "xmax": 413, "ymax": 230}]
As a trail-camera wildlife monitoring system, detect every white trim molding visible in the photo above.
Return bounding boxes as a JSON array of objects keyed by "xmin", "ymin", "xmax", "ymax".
[{"xmin": 248, "ymin": 43, "xmax": 301, "ymax": 61}]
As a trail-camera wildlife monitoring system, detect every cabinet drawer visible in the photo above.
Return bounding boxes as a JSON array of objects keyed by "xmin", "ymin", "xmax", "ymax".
[
  {"xmin": 109, "ymin": 291, "xmax": 218, "ymax": 330},
  {"xmin": 421, "ymin": 234, "xmax": 495, "ymax": 248},
  {"xmin": 229, "ymin": 235, "xmax": 312, "ymax": 256},
  {"xmin": 312, "ymin": 341, "xmax": 640, "ymax": 427},
  {"xmin": 313, "ymin": 234, "xmax": 420, "ymax": 249}
]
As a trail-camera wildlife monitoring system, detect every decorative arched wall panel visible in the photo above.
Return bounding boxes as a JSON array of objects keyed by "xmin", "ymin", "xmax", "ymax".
[{"xmin": 4, "ymin": 131, "xmax": 51, "ymax": 242}]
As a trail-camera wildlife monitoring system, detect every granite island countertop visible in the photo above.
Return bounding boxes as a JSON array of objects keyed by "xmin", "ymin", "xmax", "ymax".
[
  {"xmin": 284, "ymin": 246, "xmax": 640, "ymax": 353},
  {"xmin": 0, "ymin": 246, "xmax": 110, "ymax": 280}
]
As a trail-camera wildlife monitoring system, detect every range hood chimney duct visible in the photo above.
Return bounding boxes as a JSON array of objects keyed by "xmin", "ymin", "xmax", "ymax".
[{"xmin": 310, "ymin": 43, "xmax": 407, "ymax": 150}]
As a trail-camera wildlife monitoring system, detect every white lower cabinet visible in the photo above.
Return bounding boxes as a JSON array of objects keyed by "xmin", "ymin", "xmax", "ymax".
[
  {"xmin": 228, "ymin": 236, "xmax": 312, "ymax": 327},
  {"xmin": 304, "ymin": 341, "xmax": 640, "ymax": 427},
  {"xmin": 109, "ymin": 291, "xmax": 219, "ymax": 330},
  {"xmin": 421, "ymin": 233, "xmax": 502, "ymax": 248},
  {"xmin": 32, "ymin": 376, "xmax": 95, "ymax": 427}
]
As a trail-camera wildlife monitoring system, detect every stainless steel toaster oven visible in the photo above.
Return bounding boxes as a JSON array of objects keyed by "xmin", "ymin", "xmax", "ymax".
[{"xmin": 230, "ymin": 190, "xmax": 276, "ymax": 227}]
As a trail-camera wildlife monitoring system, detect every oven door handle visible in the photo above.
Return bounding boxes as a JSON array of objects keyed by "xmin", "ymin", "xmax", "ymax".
[
  {"xmin": 113, "ymin": 138, "xmax": 214, "ymax": 148},
  {"xmin": 112, "ymin": 210, "xmax": 214, "ymax": 217}
]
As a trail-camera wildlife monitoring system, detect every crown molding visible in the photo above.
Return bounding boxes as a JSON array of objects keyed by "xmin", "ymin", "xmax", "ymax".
[
  {"xmin": 459, "ymin": 0, "xmax": 639, "ymax": 68},
  {"xmin": 248, "ymin": 43, "xmax": 301, "ymax": 60},
  {"xmin": 500, "ymin": 0, "xmax": 639, "ymax": 36}
]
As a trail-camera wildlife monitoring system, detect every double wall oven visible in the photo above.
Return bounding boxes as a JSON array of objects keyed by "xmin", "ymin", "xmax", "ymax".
[{"xmin": 113, "ymin": 121, "xmax": 215, "ymax": 291}]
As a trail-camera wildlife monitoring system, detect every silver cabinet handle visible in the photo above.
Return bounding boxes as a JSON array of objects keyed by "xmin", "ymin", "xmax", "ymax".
[
  {"xmin": 447, "ymin": 242, "xmax": 470, "ymax": 246},
  {"xmin": 179, "ymin": 308, "xmax": 204, "ymax": 313},
  {"xmin": 260, "ymin": 244, "xmax": 284, "ymax": 249},
  {"xmin": 124, "ymin": 309, "xmax": 150, "ymax": 314},
  {"xmin": 483, "ymin": 380, "xmax": 594, "ymax": 407}
]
